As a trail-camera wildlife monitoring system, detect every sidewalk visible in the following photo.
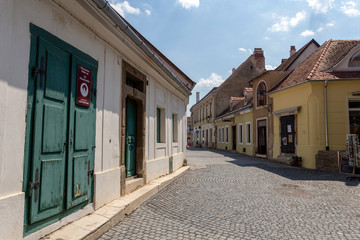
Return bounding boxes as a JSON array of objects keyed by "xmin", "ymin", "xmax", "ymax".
[{"xmin": 43, "ymin": 166, "xmax": 190, "ymax": 240}]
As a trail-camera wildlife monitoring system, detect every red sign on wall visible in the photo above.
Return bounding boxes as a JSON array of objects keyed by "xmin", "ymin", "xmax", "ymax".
[{"xmin": 76, "ymin": 65, "xmax": 91, "ymax": 107}]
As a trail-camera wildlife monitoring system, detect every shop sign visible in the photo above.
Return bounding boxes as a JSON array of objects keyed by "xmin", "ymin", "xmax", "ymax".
[{"xmin": 76, "ymin": 65, "xmax": 91, "ymax": 107}]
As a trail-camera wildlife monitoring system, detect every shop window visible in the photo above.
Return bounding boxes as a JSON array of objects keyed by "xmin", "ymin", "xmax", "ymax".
[
  {"xmin": 257, "ymin": 82, "xmax": 267, "ymax": 107},
  {"xmin": 349, "ymin": 51, "xmax": 360, "ymax": 67},
  {"xmin": 349, "ymin": 100, "xmax": 360, "ymax": 138}
]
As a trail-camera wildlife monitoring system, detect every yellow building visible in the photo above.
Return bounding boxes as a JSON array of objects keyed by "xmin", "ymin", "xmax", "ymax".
[
  {"xmin": 269, "ymin": 40, "xmax": 360, "ymax": 169},
  {"xmin": 215, "ymin": 89, "xmax": 254, "ymax": 156}
]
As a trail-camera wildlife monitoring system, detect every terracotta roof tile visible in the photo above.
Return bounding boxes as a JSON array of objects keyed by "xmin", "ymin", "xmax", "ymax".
[{"xmin": 271, "ymin": 39, "xmax": 360, "ymax": 92}]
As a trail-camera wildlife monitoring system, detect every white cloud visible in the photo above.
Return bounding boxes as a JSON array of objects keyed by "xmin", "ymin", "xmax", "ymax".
[
  {"xmin": 305, "ymin": 0, "xmax": 334, "ymax": 14},
  {"xmin": 264, "ymin": 36, "xmax": 271, "ymax": 40},
  {"xmin": 111, "ymin": 1, "xmax": 141, "ymax": 17},
  {"xmin": 194, "ymin": 73, "xmax": 224, "ymax": 91},
  {"xmin": 300, "ymin": 30, "xmax": 315, "ymax": 37},
  {"xmin": 326, "ymin": 22, "xmax": 334, "ymax": 27},
  {"xmin": 238, "ymin": 48, "xmax": 247, "ymax": 52},
  {"xmin": 341, "ymin": 1, "xmax": 360, "ymax": 16},
  {"xmin": 177, "ymin": 0, "xmax": 200, "ymax": 9},
  {"xmin": 268, "ymin": 11, "xmax": 306, "ymax": 32},
  {"xmin": 317, "ymin": 27, "xmax": 324, "ymax": 32},
  {"xmin": 145, "ymin": 9, "xmax": 151, "ymax": 15},
  {"xmin": 266, "ymin": 65, "xmax": 276, "ymax": 70}
]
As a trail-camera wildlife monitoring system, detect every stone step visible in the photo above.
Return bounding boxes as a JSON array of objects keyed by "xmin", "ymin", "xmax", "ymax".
[
  {"xmin": 274, "ymin": 155, "xmax": 293, "ymax": 165},
  {"xmin": 125, "ymin": 177, "xmax": 144, "ymax": 195}
]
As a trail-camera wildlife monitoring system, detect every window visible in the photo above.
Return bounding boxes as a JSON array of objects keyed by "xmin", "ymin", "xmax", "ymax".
[
  {"xmin": 221, "ymin": 127, "xmax": 224, "ymax": 143},
  {"xmin": 246, "ymin": 122, "xmax": 251, "ymax": 145},
  {"xmin": 257, "ymin": 82, "xmax": 267, "ymax": 107},
  {"xmin": 349, "ymin": 100, "xmax": 360, "ymax": 139},
  {"xmin": 172, "ymin": 114, "xmax": 178, "ymax": 142},
  {"xmin": 349, "ymin": 51, "xmax": 360, "ymax": 67},
  {"xmin": 238, "ymin": 124, "xmax": 243, "ymax": 144},
  {"xmin": 210, "ymin": 103, "xmax": 212, "ymax": 116},
  {"xmin": 218, "ymin": 128, "xmax": 221, "ymax": 143},
  {"xmin": 157, "ymin": 107, "xmax": 165, "ymax": 143},
  {"xmin": 225, "ymin": 126, "xmax": 229, "ymax": 143}
]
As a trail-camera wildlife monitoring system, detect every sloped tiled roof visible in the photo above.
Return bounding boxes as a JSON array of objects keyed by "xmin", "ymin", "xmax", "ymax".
[
  {"xmin": 276, "ymin": 39, "xmax": 320, "ymax": 71},
  {"xmin": 216, "ymin": 97, "xmax": 253, "ymax": 120},
  {"xmin": 190, "ymin": 87, "xmax": 218, "ymax": 111},
  {"xmin": 270, "ymin": 39, "xmax": 360, "ymax": 92}
]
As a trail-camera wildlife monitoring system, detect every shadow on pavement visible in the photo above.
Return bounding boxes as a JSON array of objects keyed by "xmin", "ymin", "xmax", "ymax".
[{"xmin": 186, "ymin": 147, "xmax": 360, "ymax": 187}]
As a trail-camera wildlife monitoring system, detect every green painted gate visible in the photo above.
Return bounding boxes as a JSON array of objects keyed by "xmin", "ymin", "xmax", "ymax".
[
  {"xmin": 23, "ymin": 24, "xmax": 97, "ymax": 235},
  {"xmin": 125, "ymin": 97, "xmax": 137, "ymax": 177}
]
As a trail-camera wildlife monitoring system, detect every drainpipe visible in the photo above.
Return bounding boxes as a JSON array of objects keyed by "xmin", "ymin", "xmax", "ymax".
[{"xmin": 324, "ymin": 80, "xmax": 329, "ymax": 151}]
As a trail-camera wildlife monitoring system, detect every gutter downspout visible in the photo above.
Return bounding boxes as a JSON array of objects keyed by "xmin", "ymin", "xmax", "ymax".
[
  {"xmin": 90, "ymin": 0, "xmax": 191, "ymax": 95},
  {"xmin": 324, "ymin": 80, "xmax": 329, "ymax": 151}
]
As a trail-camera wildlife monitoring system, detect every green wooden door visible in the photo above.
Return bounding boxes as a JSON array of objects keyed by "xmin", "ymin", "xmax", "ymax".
[
  {"xmin": 25, "ymin": 25, "xmax": 97, "ymax": 228},
  {"xmin": 125, "ymin": 97, "xmax": 137, "ymax": 177},
  {"xmin": 66, "ymin": 56, "xmax": 97, "ymax": 209},
  {"xmin": 29, "ymin": 38, "xmax": 70, "ymax": 223}
]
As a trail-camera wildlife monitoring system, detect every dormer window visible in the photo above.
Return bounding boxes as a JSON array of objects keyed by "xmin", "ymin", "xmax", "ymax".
[
  {"xmin": 349, "ymin": 51, "xmax": 360, "ymax": 67},
  {"xmin": 257, "ymin": 82, "xmax": 267, "ymax": 107}
]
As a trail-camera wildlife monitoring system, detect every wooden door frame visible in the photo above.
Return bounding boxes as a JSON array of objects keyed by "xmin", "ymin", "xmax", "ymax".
[
  {"xmin": 256, "ymin": 117, "xmax": 267, "ymax": 157},
  {"xmin": 121, "ymin": 61, "xmax": 146, "ymax": 196}
]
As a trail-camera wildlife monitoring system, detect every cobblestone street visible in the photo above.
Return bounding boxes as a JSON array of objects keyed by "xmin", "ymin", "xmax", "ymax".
[{"xmin": 99, "ymin": 148, "xmax": 360, "ymax": 240}]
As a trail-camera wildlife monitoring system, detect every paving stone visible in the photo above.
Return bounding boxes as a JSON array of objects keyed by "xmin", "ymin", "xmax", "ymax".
[{"xmin": 99, "ymin": 148, "xmax": 360, "ymax": 240}]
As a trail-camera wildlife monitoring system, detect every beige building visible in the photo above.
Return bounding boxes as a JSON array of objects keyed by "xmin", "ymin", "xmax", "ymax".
[
  {"xmin": 250, "ymin": 40, "xmax": 320, "ymax": 159},
  {"xmin": 191, "ymin": 48, "xmax": 265, "ymax": 148}
]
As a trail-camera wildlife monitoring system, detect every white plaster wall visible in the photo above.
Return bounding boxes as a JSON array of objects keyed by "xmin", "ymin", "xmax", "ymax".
[
  {"xmin": 146, "ymin": 157, "xmax": 169, "ymax": 183},
  {"xmin": 0, "ymin": 193, "xmax": 24, "ymax": 240},
  {"xmin": 94, "ymin": 168, "xmax": 121, "ymax": 209},
  {"xmin": 0, "ymin": 0, "xmax": 190, "ymax": 237}
]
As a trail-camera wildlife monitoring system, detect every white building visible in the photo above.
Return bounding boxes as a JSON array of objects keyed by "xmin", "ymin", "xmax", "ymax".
[{"xmin": 0, "ymin": 0, "xmax": 195, "ymax": 239}]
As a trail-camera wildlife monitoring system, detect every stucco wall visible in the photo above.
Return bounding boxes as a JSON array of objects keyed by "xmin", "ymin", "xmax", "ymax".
[
  {"xmin": 271, "ymin": 82, "xmax": 324, "ymax": 169},
  {"xmin": 0, "ymin": 0, "xmax": 189, "ymax": 238},
  {"xmin": 235, "ymin": 111, "xmax": 254, "ymax": 156}
]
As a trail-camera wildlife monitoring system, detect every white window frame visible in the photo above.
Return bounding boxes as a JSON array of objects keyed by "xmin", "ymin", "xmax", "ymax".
[
  {"xmin": 238, "ymin": 123, "xmax": 243, "ymax": 145},
  {"xmin": 245, "ymin": 122, "xmax": 251, "ymax": 145}
]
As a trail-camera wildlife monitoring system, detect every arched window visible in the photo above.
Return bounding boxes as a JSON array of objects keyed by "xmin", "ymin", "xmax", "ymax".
[
  {"xmin": 257, "ymin": 82, "xmax": 267, "ymax": 107},
  {"xmin": 349, "ymin": 51, "xmax": 360, "ymax": 67}
]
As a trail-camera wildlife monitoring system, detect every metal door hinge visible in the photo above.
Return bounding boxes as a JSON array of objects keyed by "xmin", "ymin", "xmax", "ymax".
[
  {"xmin": 28, "ymin": 168, "xmax": 40, "ymax": 202},
  {"xmin": 32, "ymin": 56, "xmax": 45, "ymax": 88},
  {"xmin": 28, "ymin": 181, "xmax": 40, "ymax": 190}
]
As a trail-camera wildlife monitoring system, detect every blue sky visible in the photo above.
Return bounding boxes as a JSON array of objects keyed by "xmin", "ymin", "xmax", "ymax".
[{"xmin": 110, "ymin": 0, "xmax": 360, "ymax": 115}]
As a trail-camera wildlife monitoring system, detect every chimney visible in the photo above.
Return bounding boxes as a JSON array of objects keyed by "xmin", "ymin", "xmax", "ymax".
[
  {"xmin": 253, "ymin": 48, "xmax": 265, "ymax": 71},
  {"xmin": 290, "ymin": 46, "xmax": 296, "ymax": 57},
  {"xmin": 232, "ymin": 68, "xmax": 236, "ymax": 73},
  {"xmin": 196, "ymin": 92, "xmax": 200, "ymax": 103},
  {"xmin": 282, "ymin": 59, "xmax": 287, "ymax": 64}
]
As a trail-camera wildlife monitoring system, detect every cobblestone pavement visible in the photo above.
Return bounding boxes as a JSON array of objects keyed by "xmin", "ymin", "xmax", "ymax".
[{"xmin": 99, "ymin": 148, "xmax": 360, "ymax": 240}]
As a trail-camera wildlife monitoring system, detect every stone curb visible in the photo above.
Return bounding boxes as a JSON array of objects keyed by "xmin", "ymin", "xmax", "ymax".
[{"xmin": 44, "ymin": 166, "xmax": 190, "ymax": 240}]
